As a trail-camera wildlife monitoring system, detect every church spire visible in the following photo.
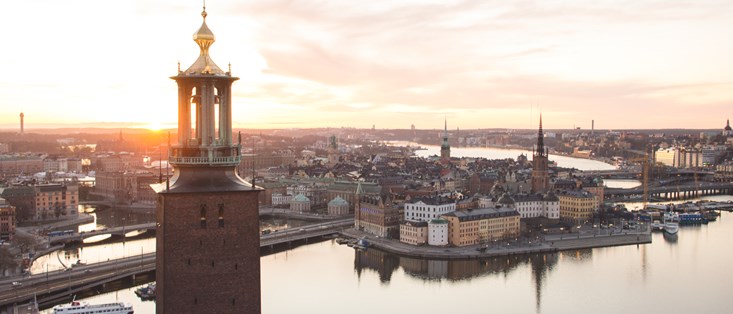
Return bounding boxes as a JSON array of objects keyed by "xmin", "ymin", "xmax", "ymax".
[
  {"xmin": 440, "ymin": 117, "xmax": 451, "ymax": 162},
  {"xmin": 536, "ymin": 114, "xmax": 546, "ymax": 158}
]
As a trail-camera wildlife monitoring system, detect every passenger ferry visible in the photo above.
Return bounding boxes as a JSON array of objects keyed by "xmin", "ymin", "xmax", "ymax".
[{"xmin": 52, "ymin": 301, "xmax": 133, "ymax": 314}]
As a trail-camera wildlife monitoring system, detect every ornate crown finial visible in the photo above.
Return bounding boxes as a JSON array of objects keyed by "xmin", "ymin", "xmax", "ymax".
[{"xmin": 202, "ymin": 0, "xmax": 207, "ymax": 19}]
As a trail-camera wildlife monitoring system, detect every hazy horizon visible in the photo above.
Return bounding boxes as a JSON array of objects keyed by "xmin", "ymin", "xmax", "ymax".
[{"xmin": 1, "ymin": 1, "xmax": 732, "ymax": 130}]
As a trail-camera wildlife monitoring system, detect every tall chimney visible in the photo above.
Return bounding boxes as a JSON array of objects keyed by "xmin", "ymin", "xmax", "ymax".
[
  {"xmin": 20, "ymin": 112, "xmax": 24, "ymax": 134},
  {"xmin": 591, "ymin": 119, "xmax": 594, "ymax": 136}
]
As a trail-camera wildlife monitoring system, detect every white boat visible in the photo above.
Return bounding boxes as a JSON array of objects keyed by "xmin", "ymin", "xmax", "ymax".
[
  {"xmin": 52, "ymin": 301, "xmax": 133, "ymax": 314},
  {"xmin": 664, "ymin": 212, "xmax": 679, "ymax": 222},
  {"xmin": 663, "ymin": 221, "xmax": 679, "ymax": 235}
]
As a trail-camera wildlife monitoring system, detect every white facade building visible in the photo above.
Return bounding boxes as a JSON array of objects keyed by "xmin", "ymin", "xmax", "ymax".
[
  {"xmin": 428, "ymin": 218, "xmax": 449, "ymax": 246},
  {"xmin": 404, "ymin": 197, "xmax": 456, "ymax": 222},
  {"xmin": 272, "ymin": 193, "xmax": 292, "ymax": 206}
]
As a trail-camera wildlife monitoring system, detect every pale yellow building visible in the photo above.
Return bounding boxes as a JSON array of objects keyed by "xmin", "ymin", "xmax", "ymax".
[
  {"xmin": 558, "ymin": 190, "xmax": 597, "ymax": 225},
  {"xmin": 441, "ymin": 207, "xmax": 520, "ymax": 247},
  {"xmin": 399, "ymin": 221, "xmax": 428, "ymax": 245}
]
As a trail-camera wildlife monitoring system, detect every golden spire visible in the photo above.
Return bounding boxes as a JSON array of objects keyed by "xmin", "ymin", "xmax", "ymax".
[{"xmin": 184, "ymin": 1, "xmax": 224, "ymax": 75}]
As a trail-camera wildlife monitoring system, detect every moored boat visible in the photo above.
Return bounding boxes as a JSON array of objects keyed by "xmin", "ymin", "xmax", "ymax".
[
  {"xmin": 135, "ymin": 283, "xmax": 156, "ymax": 300},
  {"xmin": 663, "ymin": 221, "xmax": 679, "ymax": 235},
  {"xmin": 678, "ymin": 212, "xmax": 705, "ymax": 225},
  {"xmin": 52, "ymin": 301, "xmax": 133, "ymax": 314}
]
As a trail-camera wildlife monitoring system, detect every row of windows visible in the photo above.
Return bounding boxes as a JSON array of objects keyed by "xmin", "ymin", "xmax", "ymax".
[{"xmin": 200, "ymin": 204, "xmax": 226, "ymax": 228}]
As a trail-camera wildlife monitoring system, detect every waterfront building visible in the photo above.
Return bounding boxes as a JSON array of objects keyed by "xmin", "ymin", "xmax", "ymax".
[
  {"xmin": 512, "ymin": 193, "xmax": 560, "ymax": 220},
  {"xmin": 92, "ymin": 152, "xmax": 143, "ymax": 172},
  {"xmin": 715, "ymin": 162, "xmax": 733, "ymax": 182},
  {"xmin": 655, "ymin": 146, "xmax": 703, "ymax": 169},
  {"xmin": 400, "ymin": 220, "xmax": 428, "ymax": 245},
  {"xmin": 441, "ymin": 207, "xmax": 520, "ymax": 247},
  {"xmin": 580, "ymin": 178, "xmax": 604, "ymax": 210},
  {"xmin": 0, "ymin": 198, "xmax": 16, "ymax": 241},
  {"xmin": 327, "ymin": 196, "xmax": 349, "ymax": 215},
  {"xmin": 428, "ymin": 218, "xmax": 449, "ymax": 246},
  {"xmin": 326, "ymin": 180, "xmax": 381, "ymax": 210},
  {"xmin": 355, "ymin": 193, "xmax": 401, "ymax": 238},
  {"xmin": 558, "ymin": 190, "xmax": 596, "ymax": 225},
  {"xmin": 531, "ymin": 116, "xmax": 550, "ymax": 193},
  {"xmin": 258, "ymin": 181, "xmax": 288, "ymax": 206},
  {"xmin": 0, "ymin": 155, "xmax": 43, "ymax": 176},
  {"xmin": 440, "ymin": 118, "xmax": 450, "ymax": 163},
  {"xmin": 66, "ymin": 158, "xmax": 83, "ymax": 173},
  {"xmin": 0, "ymin": 143, "xmax": 8, "ymax": 154},
  {"xmin": 94, "ymin": 171, "xmax": 125, "ymax": 200},
  {"xmin": 33, "ymin": 183, "xmax": 78, "ymax": 221},
  {"xmin": 404, "ymin": 196, "xmax": 456, "ymax": 222},
  {"xmin": 271, "ymin": 193, "xmax": 292, "ymax": 206},
  {"xmin": 287, "ymin": 183, "xmax": 328, "ymax": 207},
  {"xmin": 654, "ymin": 147, "xmax": 676, "ymax": 167},
  {"xmin": 43, "ymin": 156, "xmax": 68, "ymax": 173},
  {"xmin": 702, "ymin": 146, "xmax": 726, "ymax": 166},
  {"xmin": 290, "ymin": 194, "xmax": 312, "ymax": 213},
  {"xmin": 481, "ymin": 192, "xmax": 559, "ymax": 221},
  {"xmin": 151, "ymin": 7, "xmax": 261, "ymax": 313},
  {"xmin": 0, "ymin": 186, "xmax": 35, "ymax": 222}
]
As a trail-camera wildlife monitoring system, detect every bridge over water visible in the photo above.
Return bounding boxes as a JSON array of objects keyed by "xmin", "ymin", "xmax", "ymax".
[
  {"xmin": 605, "ymin": 182, "xmax": 733, "ymax": 201},
  {"xmin": 0, "ymin": 218, "xmax": 354, "ymax": 308}
]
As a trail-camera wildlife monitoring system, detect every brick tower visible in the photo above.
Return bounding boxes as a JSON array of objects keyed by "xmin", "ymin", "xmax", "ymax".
[
  {"xmin": 151, "ymin": 5, "xmax": 262, "ymax": 314},
  {"xmin": 531, "ymin": 115, "xmax": 550, "ymax": 193}
]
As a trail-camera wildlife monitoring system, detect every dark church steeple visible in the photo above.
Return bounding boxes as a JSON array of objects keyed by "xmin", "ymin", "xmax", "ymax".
[
  {"xmin": 531, "ymin": 114, "xmax": 549, "ymax": 193},
  {"xmin": 440, "ymin": 118, "xmax": 451, "ymax": 163}
]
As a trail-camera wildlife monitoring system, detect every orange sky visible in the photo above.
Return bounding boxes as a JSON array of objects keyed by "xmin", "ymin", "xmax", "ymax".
[{"xmin": 1, "ymin": 1, "xmax": 732, "ymax": 130}]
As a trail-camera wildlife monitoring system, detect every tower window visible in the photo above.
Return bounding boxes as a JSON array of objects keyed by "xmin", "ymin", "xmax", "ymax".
[
  {"xmin": 200, "ymin": 204, "xmax": 207, "ymax": 228},
  {"xmin": 218, "ymin": 204, "xmax": 224, "ymax": 228}
]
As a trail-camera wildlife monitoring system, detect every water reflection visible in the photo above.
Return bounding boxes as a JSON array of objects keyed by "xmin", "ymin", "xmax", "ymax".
[
  {"xmin": 77, "ymin": 205, "xmax": 155, "ymax": 232},
  {"xmin": 354, "ymin": 248, "xmax": 568, "ymax": 311},
  {"xmin": 662, "ymin": 232, "xmax": 678, "ymax": 243}
]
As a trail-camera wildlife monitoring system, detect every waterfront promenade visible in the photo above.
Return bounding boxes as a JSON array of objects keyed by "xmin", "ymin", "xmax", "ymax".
[{"xmin": 341, "ymin": 226, "xmax": 652, "ymax": 260}]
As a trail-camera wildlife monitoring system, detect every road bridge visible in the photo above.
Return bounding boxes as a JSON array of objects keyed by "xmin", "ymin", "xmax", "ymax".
[
  {"xmin": 48, "ymin": 223, "xmax": 156, "ymax": 244},
  {"xmin": 0, "ymin": 218, "xmax": 354, "ymax": 308},
  {"xmin": 48, "ymin": 209, "xmax": 350, "ymax": 245},
  {"xmin": 605, "ymin": 182, "xmax": 733, "ymax": 201}
]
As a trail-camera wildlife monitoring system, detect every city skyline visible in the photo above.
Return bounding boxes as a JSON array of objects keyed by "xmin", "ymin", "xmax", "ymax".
[{"xmin": 1, "ymin": 1, "xmax": 732, "ymax": 130}]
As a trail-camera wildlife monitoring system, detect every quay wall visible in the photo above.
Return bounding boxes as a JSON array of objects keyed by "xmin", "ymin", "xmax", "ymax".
[{"xmin": 341, "ymin": 229, "xmax": 652, "ymax": 260}]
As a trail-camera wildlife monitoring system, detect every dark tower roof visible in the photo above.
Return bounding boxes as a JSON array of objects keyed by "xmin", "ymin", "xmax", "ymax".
[
  {"xmin": 535, "ymin": 114, "xmax": 546, "ymax": 157},
  {"xmin": 441, "ymin": 118, "xmax": 450, "ymax": 149},
  {"xmin": 725, "ymin": 119, "xmax": 731, "ymax": 131}
]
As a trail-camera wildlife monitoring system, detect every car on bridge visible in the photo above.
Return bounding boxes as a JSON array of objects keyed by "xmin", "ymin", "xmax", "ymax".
[{"xmin": 11, "ymin": 281, "xmax": 21, "ymax": 288}]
